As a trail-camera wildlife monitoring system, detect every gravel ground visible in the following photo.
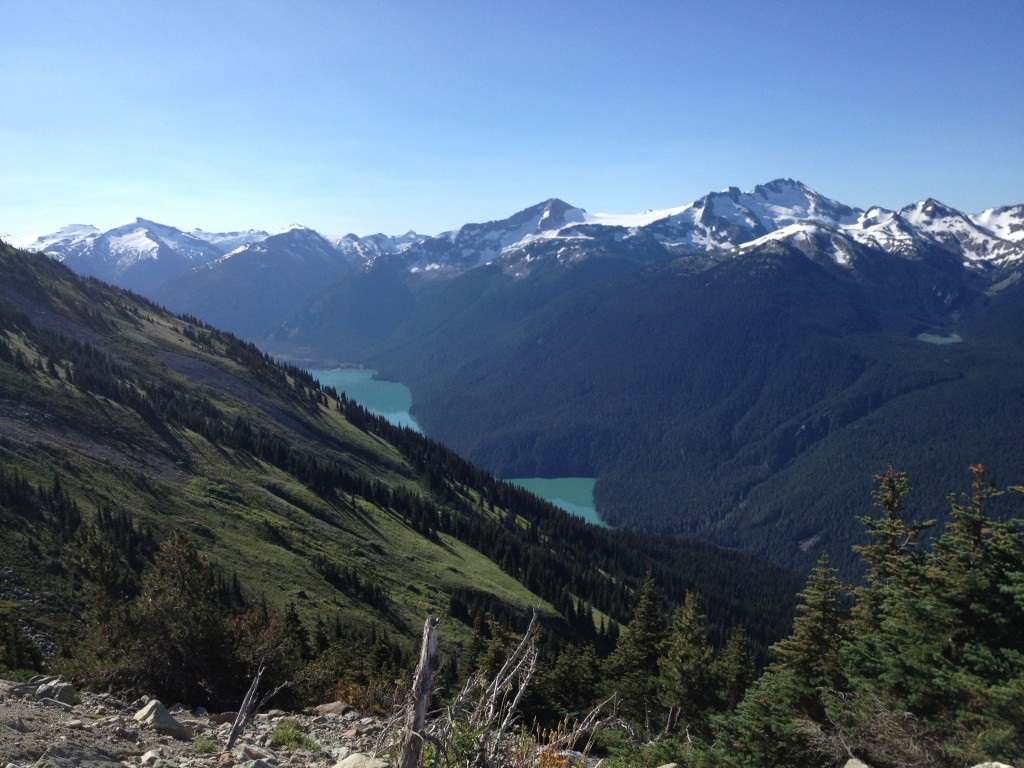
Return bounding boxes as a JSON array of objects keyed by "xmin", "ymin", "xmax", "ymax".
[{"xmin": 0, "ymin": 678, "xmax": 394, "ymax": 767}]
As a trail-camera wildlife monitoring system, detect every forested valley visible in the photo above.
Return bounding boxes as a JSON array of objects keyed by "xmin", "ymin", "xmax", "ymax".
[{"xmin": 2, "ymin": 241, "xmax": 1022, "ymax": 767}]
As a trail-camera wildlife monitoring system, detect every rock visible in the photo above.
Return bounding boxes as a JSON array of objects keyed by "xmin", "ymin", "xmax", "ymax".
[
  {"xmin": 315, "ymin": 700, "xmax": 354, "ymax": 716},
  {"xmin": 333, "ymin": 755, "xmax": 389, "ymax": 768},
  {"xmin": 332, "ymin": 746, "xmax": 352, "ymax": 761},
  {"xmin": 655, "ymin": 763, "xmax": 681, "ymax": 768},
  {"xmin": 35, "ymin": 679, "xmax": 76, "ymax": 705},
  {"xmin": 238, "ymin": 761, "xmax": 276, "ymax": 768},
  {"xmin": 140, "ymin": 749, "xmax": 165, "ymax": 766},
  {"xmin": 37, "ymin": 697, "xmax": 74, "ymax": 712},
  {"xmin": 844, "ymin": 761, "xmax": 871, "ymax": 768},
  {"xmin": 133, "ymin": 699, "xmax": 193, "ymax": 740},
  {"xmin": 31, "ymin": 742, "xmax": 123, "ymax": 767},
  {"xmin": 237, "ymin": 744, "xmax": 276, "ymax": 761},
  {"xmin": 209, "ymin": 711, "xmax": 239, "ymax": 725},
  {"xmin": 970, "ymin": 764, "xmax": 1017, "ymax": 768}
]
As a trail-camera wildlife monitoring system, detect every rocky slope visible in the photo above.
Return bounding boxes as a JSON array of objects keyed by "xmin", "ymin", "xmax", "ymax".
[{"xmin": 0, "ymin": 675, "xmax": 394, "ymax": 767}]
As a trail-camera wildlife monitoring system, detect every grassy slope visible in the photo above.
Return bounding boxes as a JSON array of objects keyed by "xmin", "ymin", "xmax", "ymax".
[
  {"xmin": 0, "ymin": 244, "xmax": 549, "ymax": 648},
  {"xmin": 0, "ymin": 242, "xmax": 802, "ymax": 660}
]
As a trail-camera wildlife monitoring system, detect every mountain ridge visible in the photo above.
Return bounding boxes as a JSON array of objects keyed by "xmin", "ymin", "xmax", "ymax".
[{"xmin": 11, "ymin": 179, "xmax": 1024, "ymax": 289}]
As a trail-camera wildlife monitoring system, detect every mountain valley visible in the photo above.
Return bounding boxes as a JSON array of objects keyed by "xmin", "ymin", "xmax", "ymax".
[{"xmin": 11, "ymin": 180, "xmax": 1024, "ymax": 577}]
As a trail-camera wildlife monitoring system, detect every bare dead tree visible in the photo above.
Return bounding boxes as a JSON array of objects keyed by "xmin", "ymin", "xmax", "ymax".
[
  {"xmin": 398, "ymin": 616, "xmax": 442, "ymax": 768},
  {"xmin": 224, "ymin": 664, "xmax": 293, "ymax": 751}
]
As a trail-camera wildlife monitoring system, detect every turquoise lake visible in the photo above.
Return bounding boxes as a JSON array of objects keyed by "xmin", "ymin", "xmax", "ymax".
[
  {"xmin": 917, "ymin": 333, "xmax": 964, "ymax": 345},
  {"xmin": 308, "ymin": 368, "xmax": 422, "ymax": 432},
  {"xmin": 507, "ymin": 476, "xmax": 606, "ymax": 527},
  {"xmin": 306, "ymin": 367, "xmax": 606, "ymax": 526}
]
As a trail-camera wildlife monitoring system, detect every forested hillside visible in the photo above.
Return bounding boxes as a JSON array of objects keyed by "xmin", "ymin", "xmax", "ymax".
[
  {"xmin": 0, "ymin": 241, "xmax": 801, "ymax": 708},
  {"xmin": 357, "ymin": 240, "xmax": 1024, "ymax": 576}
]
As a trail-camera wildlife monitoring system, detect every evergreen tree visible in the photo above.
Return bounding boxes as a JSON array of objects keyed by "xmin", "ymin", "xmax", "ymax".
[
  {"xmin": 657, "ymin": 591, "xmax": 715, "ymax": 734},
  {"xmin": 843, "ymin": 466, "xmax": 1024, "ymax": 762},
  {"xmin": 128, "ymin": 530, "xmax": 233, "ymax": 705},
  {"xmin": 712, "ymin": 555, "xmax": 847, "ymax": 767},
  {"xmin": 713, "ymin": 625, "xmax": 754, "ymax": 711},
  {"xmin": 769, "ymin": 554, "xmax": 848, "ymax": 717},
  {"xmin": 602, "ymin": 572, "xmax": 666, "ymax": 730},
  {"xmin": 540, "ymin": 643, "xmax": 600, "ymax": 718},
  {"xmin": 0, "ymin": 617, "xmax": 44, "ymax": 675}
]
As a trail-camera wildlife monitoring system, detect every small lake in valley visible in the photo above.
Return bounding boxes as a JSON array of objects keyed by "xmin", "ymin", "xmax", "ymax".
[
  {"xmin": 506, "ymin": 476, "xmax": 607, "ymax": 527},
  {"xmin": 917, "ymin": 333, "xmax": 964, "ymax": 345},
  {"xmin": 306, "ymin": 367, "xmax": 607, "ymax": 526},
  {"xmin": 308, "ymin": 367, "xmax": 422, "ymax": 432}
]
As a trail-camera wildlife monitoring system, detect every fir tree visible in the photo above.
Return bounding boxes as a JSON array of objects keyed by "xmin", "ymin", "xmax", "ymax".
[
  {"xmin": 602, "ymin": 572, "xmax": 666, "ymax": 730},
  {"xmin": 657, "ymin": 591, "xmax": 715, "ymax": 734},
  {"xmin": 713, "ymin": 625, "xmax": 754, "ymax": 711}
]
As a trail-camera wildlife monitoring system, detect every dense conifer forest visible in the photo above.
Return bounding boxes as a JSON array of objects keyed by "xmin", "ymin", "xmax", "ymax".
[
  {"xmin": 2, "ymin": 241, "xmax": 1022, "ymax": 766},
  {"xmin": 0, "ymin": 242, "xmax": 795, "ymax": 700}
]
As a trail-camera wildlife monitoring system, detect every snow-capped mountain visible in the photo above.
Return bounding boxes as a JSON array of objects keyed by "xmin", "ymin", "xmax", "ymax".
[
  {"xmin": 715, "ymin": 187, "xmax": 1024, "ymax": 271},
  {"xmin": 396, "ymin": 198, "xmax": 590, "ymax": 274},
  {"xmin": 8, "ymin": 224, "xmax": 103, "ymax": 258},
  {"xmin": 189, "ymin": 227, "xmax": 269, "ymax": 253},
  {"xmin": 330, "ymin": 230, "xmax": 426, "ymax": 261},
  {"xmin": 384, "ymin": 179, "xmax": 1023, "ymax": 280},
  {"xmin": 971, "ymin": 204, "xmax": 1024, "ymax": 244},
  {"xmin": 11, "ymin": 179, "xmax": 1022, "ymax": 309},
  {"xmin": 150, "ymin": 225, "xmax": 363, "ymax": 340},
  {"xmin": 216, "ymin": 224, "xmax": 349, "ymax": 268},
  {"xmin": 12, "ymin": 218, "xmax": 228, "ymax": 293}
]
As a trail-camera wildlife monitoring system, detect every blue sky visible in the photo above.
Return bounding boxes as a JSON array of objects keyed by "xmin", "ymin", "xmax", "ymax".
[{"xmin": 2, "ymin": 0, "xmax": 1022, "ymax": 238}]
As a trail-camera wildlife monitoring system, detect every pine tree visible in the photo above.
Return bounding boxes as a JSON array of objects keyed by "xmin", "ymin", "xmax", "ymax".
[
  {"xmin": 602, "ymin": 572, "xmax": 666, "ymax": 730},
  {"xmin": 127, "ymin": 530, "xmax": 233, "ymax": 705},
  {"xmin": 711, "ymin": 555, "xmax": 848, "ymax": 767},
  {"xmin": 846, "ymin": 466, "xmax": 1024, "ymax": 760},
  {"xmin": 769, "ymin": 554, "xmax": 848, "ymax": 717},
  {"xmin": 713, "ymin": 625, "xmax": 754, "ymax": 710},
  {"xmin": 657, "ymin": 591, "xmax": 715, "ymax": 734}
]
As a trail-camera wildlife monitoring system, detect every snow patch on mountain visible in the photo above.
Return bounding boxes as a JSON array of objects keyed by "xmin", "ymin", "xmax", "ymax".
[
  {"xmin": 971, "ymin": 205, "xmax": 1024, "ymax": 244},
  {"xmin": 190, "ymin": 228, "xmax": 268, "ymax": 252},
  {"xmin": 8, "ymin": 224, "xmax": 102, "ymax": 255}
]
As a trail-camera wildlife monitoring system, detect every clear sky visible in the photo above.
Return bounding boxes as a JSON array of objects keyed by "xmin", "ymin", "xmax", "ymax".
[{"xmin": 2, "ymin": 0, "xmax": 1022, "ymax": 239}]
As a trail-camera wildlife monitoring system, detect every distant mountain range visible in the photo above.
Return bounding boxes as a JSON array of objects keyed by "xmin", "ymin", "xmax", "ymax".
[
  {"xmin": 9, "ymin": 180, "xmax": 1024, "ymax": 576},
  {"xmin": 12, "ymin": 179, "xmax": 1024, "ymax": 294}
]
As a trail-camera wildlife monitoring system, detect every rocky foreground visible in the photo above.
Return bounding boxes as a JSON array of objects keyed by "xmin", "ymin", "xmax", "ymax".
[
  {"xmin": 0, "ymin": 676, "xmax": 395, "ymax": 768},
  {"xmin": 2, "ymin": 677, "xmax": 1018, "ymax": 768}
]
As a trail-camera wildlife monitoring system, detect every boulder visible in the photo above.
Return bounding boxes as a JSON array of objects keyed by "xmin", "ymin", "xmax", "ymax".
[
  {"xmin": 31, "ymin": 742, "xmax": 122, "ymax": 767},
  {"xmin": 333, "ymin": 754, "xmax": 390, "ymax": 768},
  {"xmin": 36, "ymin": 679, "xmax": 76, "ymax": 705},
  {"xmin": 844, "ymin": 761, "xmax": 872, "ymax": 768},
  {"xmin": 133, "ymin": 699, "xmax": 193, "ymax": 740},
  {"xmin": 315, "ymin": 700, "xmax": 355, "ymax": 716}
]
